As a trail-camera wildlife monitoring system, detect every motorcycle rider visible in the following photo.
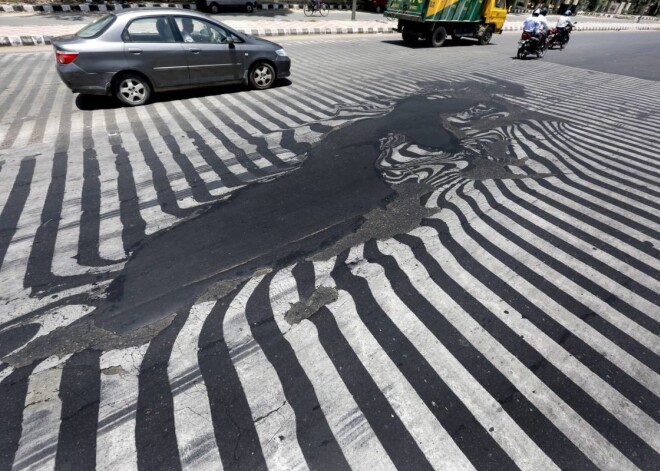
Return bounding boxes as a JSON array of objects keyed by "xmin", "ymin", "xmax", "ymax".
[
  {"xmin": 522, "ymin": 9, "xmax": 541, "ymax": 36},
  {"xmin": 556, "ymin": 9, "xmax": 576, "ymax": 43},
  {"xmin": 522, "ymin": 9, "xmax": 545, "ymax": 52},
  {"xmin": 537, "ymin": 7, "xmax": 551, "ymax": 44}
]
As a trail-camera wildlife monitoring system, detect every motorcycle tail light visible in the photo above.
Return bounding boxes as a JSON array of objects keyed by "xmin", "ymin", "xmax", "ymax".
[{"xmin": 56, "ymin": 51, "xmax": 79, "ymax": 65}]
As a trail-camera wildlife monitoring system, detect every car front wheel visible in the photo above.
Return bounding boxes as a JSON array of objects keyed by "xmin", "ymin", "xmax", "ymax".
[
  {"xmin": 249, "ymin": 62, "xmax": 276, "ymax": 90},
  {"xmin": 114, "ymin": 73, "xmax": 151, "ymax": 106}
]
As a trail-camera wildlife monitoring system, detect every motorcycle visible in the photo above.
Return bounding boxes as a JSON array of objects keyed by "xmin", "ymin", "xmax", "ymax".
[
  {"xmin": 547, "ymin": 23, "xmax": 576, "ymax": 50},
  {"xmin": 517, "ymin": 31, "xmax": 546, "ymax": 59}
]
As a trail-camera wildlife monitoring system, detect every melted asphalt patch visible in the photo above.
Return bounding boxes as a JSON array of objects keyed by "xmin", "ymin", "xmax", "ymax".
[{"xmin": 94, "ymin": 92, "xmax": 468, "ymax": 334}]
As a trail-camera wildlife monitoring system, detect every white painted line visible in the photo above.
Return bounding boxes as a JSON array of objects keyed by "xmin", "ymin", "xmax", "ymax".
[
  {"xmin": 96, "ymin": 345, "xmax": 149, "ymax": 471},
  {"xmin": 269, "ymin": 267, "xmax": 396, "ymax": 471},
  {"xmin": 168, "ymin": 301, "xmax": 224, "ymax": 470},
  {"xmin": 224, "ymin": 275, "xmax": 309, "ymax": 470}
]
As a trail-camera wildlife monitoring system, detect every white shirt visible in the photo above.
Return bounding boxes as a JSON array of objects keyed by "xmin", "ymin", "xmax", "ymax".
[
  {"xmin": 182, "ymin": 30, "xmax": 194, "ymax": 42},
  {"xmin": 523, "ymin": 15, "xmax": 540, "ymax": 33},
  {"xmin": 557, "ymin": 16, "xmax": 575, "ymax": 28},
  {"xmin": 537, "ymin": 15, "xmax": 551, "ymax": 33}
]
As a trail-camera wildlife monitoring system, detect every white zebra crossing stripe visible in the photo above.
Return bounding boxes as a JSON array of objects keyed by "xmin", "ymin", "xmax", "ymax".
[
  {"xmin": 12, "ymin": 355, "xmax": 70, "ymax": 471},
  {"xmin": 375, "ymin": 237, "xmax": 643, "ymax": 471},
  {"xmin": 324, "ymin": 246, "xmax": 478, "ymax": 470},
  {"xmin": 400, "ymin": 220, "xmax": 660, "ymax": 450},
  {"xmin": 269, "ymin": 267, "xmax": 396, "ymax": 471},
  {"xmin": 96, "ymin": 345, "xmax": 148, "ymax": 471},
  {"xmin": 92, "ymin": 111, "xmax": 130, "ymax": 263},
  {"xmin": 351, "ymin": 257, "xmax": 561, "ymax": 471},
  {"xmin": 224, "ymin": 275, "xmax": 309, "ymax": 470},
  {"xmin": 167, "ymin": 301, "xmax": 224, "ymax": 470}
]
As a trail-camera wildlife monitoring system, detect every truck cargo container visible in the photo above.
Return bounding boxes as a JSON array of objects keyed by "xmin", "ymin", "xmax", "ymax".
[{"xmin": 386, "ymin": 0, "xmax": 507, "ymax": 46}]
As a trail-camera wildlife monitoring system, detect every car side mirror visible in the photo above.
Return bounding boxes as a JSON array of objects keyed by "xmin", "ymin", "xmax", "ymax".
[{"xmin": 226, "ymin": 36, "xmax": 235, "ymax": 47}]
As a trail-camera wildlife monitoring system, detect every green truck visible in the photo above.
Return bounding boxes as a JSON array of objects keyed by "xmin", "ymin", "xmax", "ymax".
[{"xmin": 386, "ymin": 0, "xmax": 507, "ymax": 47}]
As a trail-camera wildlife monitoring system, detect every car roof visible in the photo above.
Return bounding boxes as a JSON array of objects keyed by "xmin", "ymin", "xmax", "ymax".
[{"xmin": 112, "ymin": 8, "xmax": 209, "ymax": 19}]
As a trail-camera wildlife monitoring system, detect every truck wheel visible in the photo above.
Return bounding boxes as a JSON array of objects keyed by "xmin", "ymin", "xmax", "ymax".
[
  {"xmin": 245, "ymin": 2, "xmax": 254, "ymax": 12},
  {"xmin": 478, "ymin": 25, "xmax": 493, "ymax": 45},
  {"xmin": 428, "ymin": 26, "xmax": 447, "ymax": 47},
  {"xmin": 402, "ymin": 33, "xmax": 417, "ymax": 46},
  {"xmin": 209, "ymin": 2, "xmax": 220, "ymax": 13}
]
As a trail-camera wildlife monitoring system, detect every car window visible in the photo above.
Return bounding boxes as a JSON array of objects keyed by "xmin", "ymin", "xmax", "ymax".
[
  {"xmin": 173, "ymin": 17, "xmax": 242, "ymax": 44},
  {"xmin": 494, "ymin": 0, "xmax": 505, "ymax": 8},
  {"xmin": 76, "ymin": 14, "xmax": 116, "ymax": 38},
  {"xmin": 124, "ymin": 17, "xmax": 176, "ymax": 43}
]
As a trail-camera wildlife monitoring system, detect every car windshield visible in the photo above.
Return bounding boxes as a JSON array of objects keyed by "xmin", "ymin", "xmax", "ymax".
[{"xmin": 76, "ymin": 14, "xmax": 115, "ymax": 38}]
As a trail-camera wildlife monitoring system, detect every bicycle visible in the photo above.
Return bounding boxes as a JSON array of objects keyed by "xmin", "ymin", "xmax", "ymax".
[{"xmin": 303, "ymin": 2, "xmax": 329, "ymax": 16}]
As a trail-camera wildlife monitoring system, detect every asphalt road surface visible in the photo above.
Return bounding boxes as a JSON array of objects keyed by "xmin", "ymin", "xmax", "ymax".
[{"xmin": 0, "ymin": 31, "xmax": 659, "ymax": 470}]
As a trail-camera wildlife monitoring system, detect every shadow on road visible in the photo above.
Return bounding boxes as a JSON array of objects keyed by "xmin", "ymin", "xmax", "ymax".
[
  {"xmin": 75, "ymin": 79, "xmax": 293, "ymax": 110},
  {"xmin": 381, "ymin": 38, "xmax": 483, "ymax": 48}
]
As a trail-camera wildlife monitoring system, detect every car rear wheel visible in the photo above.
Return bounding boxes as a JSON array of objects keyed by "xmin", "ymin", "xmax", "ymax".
[
  {"xmin": 428, "ymin": 26, "xmax": 447, "ymax": 47},
  {"xmin": 210, "ymin": 2, "xmax": 220, "ymax": 13},
  {"xmin": 245, "ymin": 2, "xmax": 255, "ymax": 12},
  {"xmin": 249, "ymin": 62, "xmax": 275, "ymax": 90},
  {"xmin": 115, "ymin": 73, "xmax": 151, "ymax": 106}
]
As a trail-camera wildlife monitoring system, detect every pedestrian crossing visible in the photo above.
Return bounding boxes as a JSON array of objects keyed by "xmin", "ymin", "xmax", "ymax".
[{"xmin": 0, "ymin": 36, "xmax": 659, "ymax": 469}]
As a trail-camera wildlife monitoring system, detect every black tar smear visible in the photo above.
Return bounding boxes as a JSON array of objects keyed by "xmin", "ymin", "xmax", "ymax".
[
  {"xmin": 94, "ymin": 92, "xmax": 472, "ymax": 333},
  {"xmin": 94, "ymin": 79, "xmax": 559, "ymax": 335}
]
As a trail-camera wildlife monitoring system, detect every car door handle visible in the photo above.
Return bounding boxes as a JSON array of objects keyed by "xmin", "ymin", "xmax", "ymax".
[
  {"xmin": 128, "ymin": 47, "xmax": 142, "ymax": 54},
  {"xmin": 188, "ymin": 48, "xmax": 201, "ymax": 54}
]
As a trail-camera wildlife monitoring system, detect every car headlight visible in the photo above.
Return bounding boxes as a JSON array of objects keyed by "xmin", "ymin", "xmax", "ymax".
[{"xmin": 275, "ymin": 48, "xmax": 287, "ymax": 57}]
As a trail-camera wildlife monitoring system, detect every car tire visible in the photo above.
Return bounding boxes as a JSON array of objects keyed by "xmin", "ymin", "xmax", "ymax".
[
  {"xmin": 114, "ymin": 73, "xmax": 151, "ymax": 106},
  {"xmin": 210, "ymin": 2, "xmax": 220, "ymax": 13},
  {"xmin": 245, "ymin": 2, "xmax": 254, "ymax": 12},
  {"xmin": 428, "ymin": 26, "xmax": 447, "ymax": 47},
  {"xmin": 478, "ymin": 25, "xmax": 493, "ymax": 45},
  {"xmin": 402, "ymin": 32, "xmax": 417, "ymax": 46},
  {"xmin": 249, "ymin": 62, "xmax": 276, "ymax": 90}
]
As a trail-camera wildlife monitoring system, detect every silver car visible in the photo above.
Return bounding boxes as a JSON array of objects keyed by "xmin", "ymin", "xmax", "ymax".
[{"xmin": 53, "ymin": 9, "xmax": 291, "ymax": 106}]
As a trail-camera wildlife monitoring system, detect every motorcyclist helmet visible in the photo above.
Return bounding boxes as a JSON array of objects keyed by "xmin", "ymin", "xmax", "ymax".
[
  {"xmin": 564, "ymin": 9, "xmax": 572, "ymax": 15},
  {"xmin": 540, "ymin": 7, "xmax": 548, "ymax": 15},
  {"xmin": 533, "ymin": 8, "xmax": 540, "ymax": 15}
]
